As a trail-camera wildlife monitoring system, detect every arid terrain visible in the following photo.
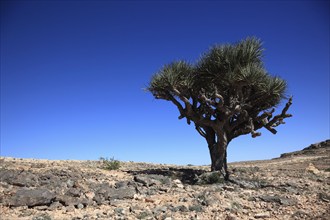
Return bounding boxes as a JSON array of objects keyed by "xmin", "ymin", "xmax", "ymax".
[{"xmin": 1, "ymin": 140, "xmax": 329, "ymax": 220}]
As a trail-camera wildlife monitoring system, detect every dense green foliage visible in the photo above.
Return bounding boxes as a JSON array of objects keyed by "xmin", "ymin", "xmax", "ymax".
[{"xmin": 99, "ymin": 157, "xmax": 121, "ymax": 170}]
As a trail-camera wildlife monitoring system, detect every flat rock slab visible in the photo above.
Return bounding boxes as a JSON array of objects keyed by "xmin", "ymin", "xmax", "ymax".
[
  {"xmin": 9, "ymin": 189, "xmax": 55, "ymax": 207},
  {"xmin": 259, "ymin": 195, "xmax": 297, "ymax": 206},
  {"xmin": 94, "ymin": 184, "xmax": 136, "ymax": 204},
  {"xmin": 0, "ymin": 169, "xmax": 38, "ymax": 187}
]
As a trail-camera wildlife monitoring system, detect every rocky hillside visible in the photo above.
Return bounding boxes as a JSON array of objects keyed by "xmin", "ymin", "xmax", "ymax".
[{"xmin": 0, "ymin": 140, "xmax": 329, "ymax": 220}]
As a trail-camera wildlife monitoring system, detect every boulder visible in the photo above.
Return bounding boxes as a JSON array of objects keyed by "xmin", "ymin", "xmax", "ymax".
[
  {"xmin": 9, "ymin": 189, "xmax": 55, "ymax": 207},
  {"xmin": 94, "ymin": 184, "xmax": 136, "ymax": 202},
  {"xmin": 0, "ymin": 169, "xmax": 38, "ymax": 187}
]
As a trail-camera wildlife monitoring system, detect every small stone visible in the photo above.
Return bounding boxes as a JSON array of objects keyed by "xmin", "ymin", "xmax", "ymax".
[
  {"xmin": 225, "ymin": 214, "xmax": 237, "ymax": 220},
  {"xmin": 65, "ymin": 188, "xmax": 81, "ymax": 197},
  {"xmin": 114, "ymin": 207, "xmax": 126, "ymax": 215},
  {"xmin": 159, "ymin": 186, "xmax": 170, "ymax": 192},
  {"xmin": 173, "ymin": 179, "xmax": 184, "ymax": 188},
  {"xmin": 66, "ymin": 204, "xmax": 75, "ymax": 212},
  {"xmin": 32, "ymin": 214, "xmax": 52, "ymax": 220},
  {"xmin": 189, "ymin": 204, "xmax": 203, "ymax": 212},
  {"xmin": 179, "ymin": 197, "xmax": 188, "ymax": 202},
  {"xmin": 259, "ymin": 195, "xmax": 281, "ymax": 203},
  {"xmin": 55, "ymin": 195, "xmax": 79, "ymax": 206},
  {"xmin": 77, "ymin": 203, "xmax": 84, "ymax": 209},
  {"xmin": 280, "ymin": 198, "xmax": 297, "ymax": 206},
  {"xmin": 137, "ymin": 211, "xmax": 152, "ymax": 219},
  {"xmin": 318, "ymin": 192, "xmax": 330, "ymax": 202},
  {"xmin": 152, "ymin": 206, "xmax": 168, "ymax": 214},
  {"xmin": 115, "ymin": 181, "xmax": 128, "ymax": 188},
  {"xmin": 174, "ymin": 205, "xmax": 189, "ymax": 212},
  {"xmin": 223, "ymin": 185, "xmax": 235, "ymax": 191},
  {"xmin": 133, "ymin": 194, "xmax": 144, "ymax": 200},
  {"xmin": 255, "ymin": 212, "xmax": 271, "ymax": 218},
  {"xmin": 306, "ymin": 163, "xmax": 320, "ymax": 174},
  {"xmin": 34, "ymin": 205, "xmax": 48, "ymax": 211},
  {"xmin": 93, "ymin": 194, "xmax": 104, "ymax": 205},
  {"xmin": 145, "ymin": 198, "xmax": 155, "ymax": 203},
  {"xmin": 292, "ymin": 210, "xmax": 310, "ymax": 218},
  {"xmin": 48, "ymin": 201, "xmax": 63, "ymax": 211},
  {"xmin": 66, "ymin": 179, "xmax": 75, "ymax": 188},
  {"xmin": 85, "ymin": 191, "xmax": 95, "ymax": 200},
  {"xmin": 160, "ymin": 206, "xmax": 168, "ymax": 212}
]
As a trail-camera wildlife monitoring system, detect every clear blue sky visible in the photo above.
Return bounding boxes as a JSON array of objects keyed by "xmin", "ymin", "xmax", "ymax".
[{"xmin": 1, "ymin": 0, "xmax": 329, "ymax": 165}]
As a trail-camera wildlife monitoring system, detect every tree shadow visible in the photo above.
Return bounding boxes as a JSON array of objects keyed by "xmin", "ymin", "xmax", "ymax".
[{"xmin": 126, "ymin": 167, "xmax": 207, "ymax": 185}]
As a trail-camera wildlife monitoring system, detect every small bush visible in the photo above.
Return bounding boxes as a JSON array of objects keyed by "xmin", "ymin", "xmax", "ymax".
[
  {"xmin": 197, "ymin": 171, "xmax": 224, "ymax": 184},
  {"xmin": 99, "ymin": 157, "xmax": 120, "ymax": 170}
]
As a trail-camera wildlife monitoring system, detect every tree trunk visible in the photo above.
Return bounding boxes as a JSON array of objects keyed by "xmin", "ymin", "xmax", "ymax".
[
  {"xmin": 209, "ymin": 131, "xmax": 230, "ymax": 180},
  {"xmin": 200, "ymin": 127, "xmax": 230, "ymax": 180}
]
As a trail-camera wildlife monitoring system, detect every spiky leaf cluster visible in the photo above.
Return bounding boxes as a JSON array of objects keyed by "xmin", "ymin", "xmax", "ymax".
[{"xmin": 148, "ymin": 37, "xmax": 287, "ymax": 113}]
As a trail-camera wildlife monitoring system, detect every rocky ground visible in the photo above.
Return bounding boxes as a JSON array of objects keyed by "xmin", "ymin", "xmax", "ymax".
[{"xmin": 0, "ymin": 140, "xmax": 329, "ymax": 220}]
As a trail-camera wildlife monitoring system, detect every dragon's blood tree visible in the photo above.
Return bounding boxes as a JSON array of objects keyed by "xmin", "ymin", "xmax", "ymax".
[{"xmin": 147, "ymin": 37, "xmax": 292, "ymax": 180}]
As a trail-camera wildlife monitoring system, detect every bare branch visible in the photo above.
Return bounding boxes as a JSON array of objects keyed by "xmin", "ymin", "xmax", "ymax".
[
  {"xmin": 198, "ymin": 89, "xmax": 226, "ymax": 107},
  {"xmin": 172, "ymin": 87, "xmax": 193, "ymax": 113},
  {"xmin": 199, "ymin": 94, "xmax": 216, "ymax": 106},
  {"xmin": 167, "ymin": 93, "xmax": 186, "ymax": 120},
  {"xmin": 266, "ymin": 97, "xmax": 293, "ymax": 128},
  {"xmin": 263, "ymin": 97, "xmax": 293, "ymax": 134},
  {"xmin": 171, "ymin": 87, "xmax": 216, "ymax": 128},
  {"xmin": 249, "ymin": 118, "xmax": 262, "ymax": 138},
  {"xmin": 256, "ymin": 108, "xmax": 275, "ymax": 124},
  {"xmin": 264, "ymin": 126, "xmax": 277, "ymax": 134},
  {"xmin": 230, "ymin": 116, "xmax": 261, "ymax": 139},
  {"xmin": 178, "ymin": 115, "xmax": 185, "ymax": 119},
  {"xmin": 228, "ymin": 110, "xmax": 248, "ymax": 132}
]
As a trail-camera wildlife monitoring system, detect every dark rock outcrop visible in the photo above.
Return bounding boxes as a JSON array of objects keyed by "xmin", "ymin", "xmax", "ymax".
[
  {"xmin": 280, "ymin": 139, "xmax": 330, "ymax": 158},
  {"xmin": 9, "ymin": 188, "xmax": 55, "ymax": 207}
]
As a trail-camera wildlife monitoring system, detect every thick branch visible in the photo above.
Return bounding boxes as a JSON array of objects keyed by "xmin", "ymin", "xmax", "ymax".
[
  {"xmin": 172, "ymin": 87, "xmax": 216, "ymax": 128},
  {"xmin": 229, "ymin": 97, "xmax": 292, "ymax": 139},
  {"xmin": 228, "ymin": 110, "xmax": 249, "ymax": 132},
  {"xmin": 249, "ymin": 118, "xmax": 261, "ymax": 138},
  {"xmin": 230, "ymin": 117, "xmax": 261, "ymax": 139},
  {"xmin": 167, "ymin": 93, "xmax": 185, "ymax": 120},
  {"xmin": 199, "ymin": 94, "xmax": 216, "ymax": 106},
  {"xmin": 256, "ymin": 108, "xmax": 275, "ymax": 124},
  {"xmin": 198, "ymin": 92, "xmax": 231, "ymax": 120},
  {"xmin": 172, "ymin": 87, "xmax": 193, "ymax": 113},
  {"xmin": 264, "ymin": 97, "xmax": 293, "ymax": 134}
]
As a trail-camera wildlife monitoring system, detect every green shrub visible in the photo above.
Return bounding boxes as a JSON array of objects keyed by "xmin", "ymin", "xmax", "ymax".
[
  {"xmin": 197, "ymin": 171, "xmax": 224, "ymax": 184},
  {"xmin": 99, "ymin": 157, "xmax": 120, "ymax": 170}
]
